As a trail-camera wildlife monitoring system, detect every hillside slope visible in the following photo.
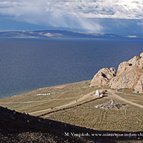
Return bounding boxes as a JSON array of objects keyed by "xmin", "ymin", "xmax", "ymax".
[
  {"xmin": 1, "ymin": 106, "xmax": 142, "ymax": 143},
  {"xmin": 0, "ymin": 106, "xmax": 93, "ymax": 143}
]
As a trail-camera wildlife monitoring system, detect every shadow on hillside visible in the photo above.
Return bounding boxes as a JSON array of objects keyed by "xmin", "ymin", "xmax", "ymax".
[{"xmin": 0, "ymin": 106, "xmax": 142, "ymax": 143}]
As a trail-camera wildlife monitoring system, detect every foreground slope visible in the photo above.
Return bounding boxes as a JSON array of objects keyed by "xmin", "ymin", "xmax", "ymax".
[
  {"xmin": 1, "ymin": 106, "xmax": 143, "ymax": 143},
  {"xmin": 0, "ymin": 106, "xmax": 94, "ymax": 143},
  {"xmin": 0, "ymin": 81, "xmax": 143, "ymax": 132}
]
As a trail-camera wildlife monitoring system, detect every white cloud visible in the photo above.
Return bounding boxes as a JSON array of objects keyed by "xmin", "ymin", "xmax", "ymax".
[
  {"xmin": 0, "ymin": 0, "xmax": 103, "ymax": 32},
  {"xmin": 0, "ymin": 0, "xmax": 143, "ymax": 32}
]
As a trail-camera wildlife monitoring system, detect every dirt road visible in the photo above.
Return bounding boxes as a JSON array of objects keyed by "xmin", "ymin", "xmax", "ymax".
[
  {"xmin": 30, "ymin": 91, "xmax": 96, "ymax": 115},
  {"xmin": 108, "ymin": 90, "xmax": 143, "ymax": 109}
]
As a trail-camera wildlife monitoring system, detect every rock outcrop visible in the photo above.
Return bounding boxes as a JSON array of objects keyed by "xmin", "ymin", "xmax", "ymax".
[
  {"xmin": 90, "ymin": 67, "xmax": 116, "ymax": 87},
  {"xmin": 134, "ymin": 75, "xmax": 143, "ymax": 93},
  {"xmin": 90, "ymin": 52, "xmax": 143, "ymax": 93}
]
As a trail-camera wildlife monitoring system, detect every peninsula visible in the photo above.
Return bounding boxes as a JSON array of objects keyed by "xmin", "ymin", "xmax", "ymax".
[{"xmin": 0, "ymin": 53, "xmax": 143, "ymax": 134}]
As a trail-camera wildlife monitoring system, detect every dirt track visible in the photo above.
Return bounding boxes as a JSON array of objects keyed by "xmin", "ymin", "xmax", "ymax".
[
  {"xmin": 30, "ymin": 91, "xmax": 96, "ymax": 115},
  {"xmin": 108, "ymin": 90, "xmax": 143, "ymax": 109},
  {"xmin": 1, "ymin": 89, "xmax": 143, "ymax": 117}
]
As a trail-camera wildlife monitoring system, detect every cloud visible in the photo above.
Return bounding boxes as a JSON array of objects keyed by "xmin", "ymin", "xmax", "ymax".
[
  {"xmin": 0, "ymin": 0, "xmax": 103, "ymax": 32},
  {"xmin": 0, "ymin": 0, "xmax": 143, "ymax": 32}
]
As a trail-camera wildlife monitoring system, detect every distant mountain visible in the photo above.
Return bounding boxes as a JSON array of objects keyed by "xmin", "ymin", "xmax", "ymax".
[
  {"xmin": 0, "ymin": 1, "xmax": 143, "ymax": 34},
  {"xmin": 0, "ymin": 30, "xmax": 142, "ymax": 40}
]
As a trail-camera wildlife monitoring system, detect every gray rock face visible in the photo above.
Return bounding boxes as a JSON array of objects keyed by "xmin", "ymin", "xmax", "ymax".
[{"xmin": 90, "ymin": 52, "xmax": 143, "ymax": 93}]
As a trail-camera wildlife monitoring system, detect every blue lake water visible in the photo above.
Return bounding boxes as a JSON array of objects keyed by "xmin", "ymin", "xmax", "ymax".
[{"xmin": 0, "ymin": 38, "xmax": 143, "ymax": 97}]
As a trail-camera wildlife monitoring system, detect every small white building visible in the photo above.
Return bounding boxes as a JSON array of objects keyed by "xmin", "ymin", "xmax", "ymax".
[
  {"xmin": 95, "ymin": 90, "xmax": 103, "ymax": 98},
  {"xmin": 95, "ymin": 90, "xmax": 100, "ymax": 96}
]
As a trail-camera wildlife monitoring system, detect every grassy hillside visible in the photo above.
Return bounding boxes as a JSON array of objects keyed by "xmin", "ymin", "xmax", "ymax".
[
  {"xmin": 0, "ymin": 80, "xmax": 143, "ymax": 141},
  {"xmin": 0, "ymin": 81, "xmax": 95, "ymax": 113},
  {"xmin": 0, "ymin": 106, "xmax": 96, "ymax": 143},
  {"xmin": 0, "ymin": 106, "xmax": 142, "ymax": 143}
]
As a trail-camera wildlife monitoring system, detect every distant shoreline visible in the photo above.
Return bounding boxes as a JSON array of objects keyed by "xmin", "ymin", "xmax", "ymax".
[
  {"xmin": 0, "ymin": 38, "xmax": 142, "ymax": 98},
  {"xmin": 0, "ymin": 80, "xmax": 90, "ymax": 99},
  {"xmin": 1, "ymin": 79, "xmax": 143, "ymax": 132}
]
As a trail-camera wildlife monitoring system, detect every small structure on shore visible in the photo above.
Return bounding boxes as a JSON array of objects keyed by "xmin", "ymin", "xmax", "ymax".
[
  {"xmin": 94, "ymin": 90, "xmax": 107, "ymax": 98},
  {"xmin": 95, "ymin": 90, "xmax": 100, "ymax": 97}
]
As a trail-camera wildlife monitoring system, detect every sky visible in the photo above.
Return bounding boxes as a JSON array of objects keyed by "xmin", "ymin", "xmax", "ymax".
[{"xmin": 0, "ymin": 0, "xmax": 143, "ymax": 34}]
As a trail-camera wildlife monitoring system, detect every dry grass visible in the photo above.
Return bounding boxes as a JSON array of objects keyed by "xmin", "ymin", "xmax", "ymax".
[
  {"xmin": 116, "ymin": 90, "xmax": 143, "ymax": 105},
  {"xmin": 0, "ymin": 80, "xmax": 96, "ymax": 113},
  {"xmin": 48, "ymin": 97, "xmax": 143, "ymax": 132},
  {"xmin": 0, "ymin": 81, "xmax": 143, "ymax": 132}
]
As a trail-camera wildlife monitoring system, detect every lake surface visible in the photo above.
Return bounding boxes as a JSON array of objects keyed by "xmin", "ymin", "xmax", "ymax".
[{"xmin": 0, "ymin": 38, "xmax": 143, "ymax": 97}]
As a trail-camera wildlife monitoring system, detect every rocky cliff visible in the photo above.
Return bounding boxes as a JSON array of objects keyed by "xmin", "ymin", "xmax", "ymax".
[
  {"xmin": 90, "ymin": 67, "xmax": 116, "ymax": 87},
  {"xmin": 90, "ymin": 52, "xmax": 143, "ymax": 93}
]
